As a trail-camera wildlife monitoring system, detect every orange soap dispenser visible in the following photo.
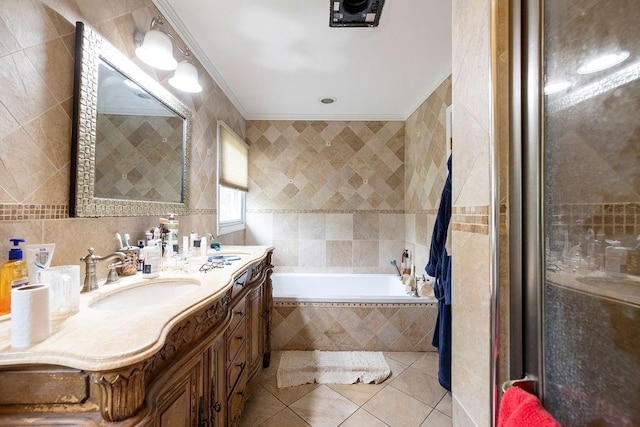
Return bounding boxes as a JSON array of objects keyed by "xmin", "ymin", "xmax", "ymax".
[{"xmin": 0, "ymin": 238, "xmax": 29, "ymax": 315}]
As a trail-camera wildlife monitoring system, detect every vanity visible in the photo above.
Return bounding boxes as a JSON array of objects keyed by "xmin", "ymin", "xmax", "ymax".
[{"xmin": 0, "ymin": 246, "xmax": 274, "ymax": 426}]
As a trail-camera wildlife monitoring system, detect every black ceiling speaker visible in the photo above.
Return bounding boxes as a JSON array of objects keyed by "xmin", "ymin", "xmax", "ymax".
[
  {"xmin": 330, "ymin": 0, "xmax": 385, "ymax": 27},
  {"xmin": 343, "ymin": 0, "xmax": 369, "ymax": 14}
]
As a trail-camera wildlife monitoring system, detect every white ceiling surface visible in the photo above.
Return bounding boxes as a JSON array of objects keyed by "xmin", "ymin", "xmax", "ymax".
[{"xmin": 154, "ymin": 0, "xmax": 452, "ymax": 121}]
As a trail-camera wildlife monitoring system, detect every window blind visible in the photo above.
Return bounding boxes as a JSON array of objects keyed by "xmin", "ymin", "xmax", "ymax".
[{"xmin": 217, "ymin": 122, "xmax": 248, "ymax": 192}]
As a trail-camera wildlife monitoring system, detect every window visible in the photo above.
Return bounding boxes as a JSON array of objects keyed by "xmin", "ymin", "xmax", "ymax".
[{"xmin": 217, "ymin": 121, "xmax": 248, "ymax": 235}]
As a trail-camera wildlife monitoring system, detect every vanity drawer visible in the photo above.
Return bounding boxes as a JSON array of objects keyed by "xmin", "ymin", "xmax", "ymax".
[
  {"xmin": 227, "ymin": 342, "xmax": 247, "ymax": 391},
  {"xmin": 229, "ymin": 297, "xmax": 246, "ymax": 333},
  {"xmin": 227, "ymin": 317, "xmax": 246, "ymax": 363},
  {"xmin": 227, "ymin": 369, "xmax": 248, "ymax": 426},
  {"xmin": 231, "ymin": 270, "xmax": 248, "ymax": 300}
]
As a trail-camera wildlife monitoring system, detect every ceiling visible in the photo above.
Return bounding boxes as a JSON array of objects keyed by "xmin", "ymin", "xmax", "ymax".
[{"xmin": 154, "ymin": 0, "xmax": 452, "ymax": 121}]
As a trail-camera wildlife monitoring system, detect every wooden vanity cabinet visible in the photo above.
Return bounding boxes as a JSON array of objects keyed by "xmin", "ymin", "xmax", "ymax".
[{"xmin": 0, "ymin": 250, "xmax": 273, "ymax": 426}]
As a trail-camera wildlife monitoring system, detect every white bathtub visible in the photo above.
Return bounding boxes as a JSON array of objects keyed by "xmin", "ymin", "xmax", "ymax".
[{"xmin": 271, "ymin": 273, "xmax": 436, "ymax": 304}]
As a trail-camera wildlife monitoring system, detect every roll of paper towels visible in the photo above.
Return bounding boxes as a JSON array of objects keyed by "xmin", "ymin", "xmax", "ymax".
[{"xmin": 11, "ymin": 284, "xmax": 51, "ymax": 348}]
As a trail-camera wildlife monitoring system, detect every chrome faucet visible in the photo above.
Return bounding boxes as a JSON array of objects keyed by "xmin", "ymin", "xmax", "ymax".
[{"xmin": 80, "ymin": 248, "xmax": 126, "ymax": 293}]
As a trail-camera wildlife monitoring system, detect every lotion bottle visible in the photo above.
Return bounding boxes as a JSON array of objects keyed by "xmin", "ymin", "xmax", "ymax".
[{"xmin": 0, "ymin": 239, "xmax": 29, "ymax": 315}]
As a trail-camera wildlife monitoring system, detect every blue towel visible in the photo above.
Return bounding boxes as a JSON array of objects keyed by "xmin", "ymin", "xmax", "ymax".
[{"xmin": 425, "ymin": 154, "xmax": 452, "ymax": 391}]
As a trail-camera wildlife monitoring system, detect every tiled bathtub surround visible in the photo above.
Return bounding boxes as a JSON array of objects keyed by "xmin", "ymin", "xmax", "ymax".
[
  {"xmin": 246, "ymin": 120, "xmax": 405, "ymax": 211},
  {"xmin": 246, "ymin": 78, "xmax": 453, "ymax": 273},
  {"xmin": 272, "ymin": 302, "xmax": 438, "ymax": 352},
  {"xmin": 247, "ymin": 210, "xmax": 407, "ymax": 273}
]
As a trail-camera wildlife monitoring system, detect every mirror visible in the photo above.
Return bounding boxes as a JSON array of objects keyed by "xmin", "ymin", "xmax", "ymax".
[{"xmin": 70, "ymin": 22, "xmax": 192, "ymax": 217}]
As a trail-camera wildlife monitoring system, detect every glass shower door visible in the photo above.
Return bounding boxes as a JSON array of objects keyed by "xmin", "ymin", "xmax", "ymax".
[{"xmin": 540, "ymin": 1, "xmax": 640, "ymax": 425}]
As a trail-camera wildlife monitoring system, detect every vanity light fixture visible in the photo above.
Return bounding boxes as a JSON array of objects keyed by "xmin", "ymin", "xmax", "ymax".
[
  {"xmin": 577, "ymin": 50, "xmax": 630, "ymax": 74},
  {"xmin": 136, "ymin": 15, "xmax": 202, "ymax": 93},
  {"xmin": 169, "ymin": 52, "xmax": 203, "ymax": 93},
  {"xmin": 135, "ymin": 16, "xmax": 177, "ymax": 70}
]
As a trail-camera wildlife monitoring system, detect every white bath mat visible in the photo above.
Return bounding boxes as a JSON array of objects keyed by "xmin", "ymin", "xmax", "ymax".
[{"xmin": 277, "ymin": 350, "xmax": 391, "ymax": 388}]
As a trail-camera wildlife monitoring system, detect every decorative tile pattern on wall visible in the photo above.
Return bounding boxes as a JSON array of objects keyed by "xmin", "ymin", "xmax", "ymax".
[
  {"xmin": 404, "ymin": 76, "xmax": 452, "ymax": 270},
  {"xmin": 405, "ymin": 76, "xmax": 452, "ymax": 212},
  {"xmin": 246, "ymin": 120, "xmax": 405, "ymax": 211},
  {"xmin": 272, "ymin": 302, "xmax": 438, "ymax": 352}
]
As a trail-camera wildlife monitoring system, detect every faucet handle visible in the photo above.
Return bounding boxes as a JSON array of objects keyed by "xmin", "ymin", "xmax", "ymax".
[{"xmin": 106, "ymin": 261, "xmax": 121, "ymax": 284}]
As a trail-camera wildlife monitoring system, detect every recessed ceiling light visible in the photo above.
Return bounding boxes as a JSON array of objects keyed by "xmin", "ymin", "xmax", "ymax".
[
  {"xmin": 320, "ymin": 96, "xmax": 337, "ymax": 104},
  {"xmin": 577, "ymin": 51, "xmax": 630, "ymax": 74},
  {"xmin": 544, "ymin": 80, "xmax": 572, "ymax": 95}
]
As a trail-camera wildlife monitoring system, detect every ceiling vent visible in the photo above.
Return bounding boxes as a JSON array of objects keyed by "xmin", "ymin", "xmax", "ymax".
[{"xmin": 330, "ymin": 0, "xmax": 385, "ymax": 27}]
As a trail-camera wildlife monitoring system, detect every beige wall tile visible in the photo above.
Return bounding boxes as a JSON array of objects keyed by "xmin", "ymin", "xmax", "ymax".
[
  {"xmin": 0, "ymin": 0, "xmax": 59, "ymax": 50},
  {"xmin": 325, "ymin": 213, "xmax": 353, "ymax": 240},
  {"xmin": 24, "ymin": 38, "xmax": 74, "ymax": 103},
  {"xmin": 0, "ymin": 51, "xmax": 56, "ymax": 126},
  {"xmin": 299, "ymin": 213, "xmax": 325, "ymax": 240},
  {"xmin": 0, "ymin": 127, "xmax": 57, "ymax": 203},
  {"xmin": 326, "ymin": 240, "xmax": 352, "ymax": 267},
  {"xmin": 273, "ymin": 213, "xmax": 299, "ymax": 240},
  {"xmin": 353, "ymin": 240, "xmax": 378, "ymax": 268}
]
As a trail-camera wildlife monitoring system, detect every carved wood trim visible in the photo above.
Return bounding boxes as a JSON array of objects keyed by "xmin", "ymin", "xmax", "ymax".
[
  {"xmin": 144, "ymin": 289, "xmax": 231, "ymax": 380},
  {"xmin": 91, "ymin": 362, "xmax": 145, "ymax": 422},
  {"xmin": 90, "ymin": 288, "xmax": 231, "ymax": 422}
]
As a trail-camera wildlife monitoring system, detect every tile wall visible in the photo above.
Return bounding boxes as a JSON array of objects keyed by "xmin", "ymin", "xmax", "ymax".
[
  {"xmin": 245, "ymin": 120, "xmax": 408, "ymax": 273},
  {"xmin": 405, "ymin": 77, "xmax": 453, "ymax": 273},
  {"xmin": 272, "ymin": 302, "xmax": 438, "ymax": 352},
  {"xmin": 245, "ymin": 77, "xmax": 452, "ymax": 274},
  {"xmin": 0, "ymin": 0, "xmax": 245, "ymax": 274},
  {"xmin": 451, "ymin": 0, "xmax": 494, "ymax": 425}
]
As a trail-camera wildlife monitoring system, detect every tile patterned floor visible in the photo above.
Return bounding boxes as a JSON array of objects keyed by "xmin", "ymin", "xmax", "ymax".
[{"xmin": 240, "ymin": 351, "xmax": 452, "ymax": 427}]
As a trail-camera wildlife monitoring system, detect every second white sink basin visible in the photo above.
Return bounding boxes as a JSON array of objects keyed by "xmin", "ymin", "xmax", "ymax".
[{"xmin": 90, "ymin": 279, "xmax": 200, "ymax": 311}]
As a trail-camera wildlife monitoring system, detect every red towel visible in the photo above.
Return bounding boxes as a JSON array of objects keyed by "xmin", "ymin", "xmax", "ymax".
[{"xmin": 498, "ymin": 386, "xmax": 561, "ymax": 427}]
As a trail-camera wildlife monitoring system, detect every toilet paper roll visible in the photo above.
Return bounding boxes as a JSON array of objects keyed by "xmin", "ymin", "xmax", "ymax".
[{"xmin": 11, "ymin": 284, "xmax": 51, "ymax": 348}]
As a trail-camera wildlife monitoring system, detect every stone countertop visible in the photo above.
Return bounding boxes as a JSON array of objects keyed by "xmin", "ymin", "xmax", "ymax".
[
  {"xmin": 546, "ymin": 269, "xmax": 640, "ymax": 306},
  {"xmin": 0, "ymin": 245, "xmax": 273, "ymax": 372}
]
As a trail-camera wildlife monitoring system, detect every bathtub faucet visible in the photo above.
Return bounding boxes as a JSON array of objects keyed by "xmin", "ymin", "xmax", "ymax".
[{"xmin": 390, "ymin": 260, "xmax": 402, "ymax": 277}]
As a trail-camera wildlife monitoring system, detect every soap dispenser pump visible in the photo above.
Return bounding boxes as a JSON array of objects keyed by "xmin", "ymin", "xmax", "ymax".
[{"xmin": 0, "ymin": 238, "xmax": 30, "ymax": 315}]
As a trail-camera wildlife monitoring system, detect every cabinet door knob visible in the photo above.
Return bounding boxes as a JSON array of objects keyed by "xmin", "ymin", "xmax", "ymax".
[
  {"xmin": 234, "ymin": 311, "xmax": 243, "ymax": 315},
  {"xmin": 237, "ymin": 390, "xmax": 244, "ymax": 397},
  {"xmin": 236, "ymin": 335, "xmax": 243, "ymax": 340},
  {"xmin": 210, "ymin": 385, "xmax": 222, "ymax": 413}
]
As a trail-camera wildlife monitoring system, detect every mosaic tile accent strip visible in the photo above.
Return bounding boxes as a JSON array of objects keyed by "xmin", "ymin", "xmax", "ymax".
[
  {"xmin": 272, "ymin": 303, "xmax": 438, "ymax": 352},
  {"xmin": 549, "ymin": 202, "xmax": 640, "ymax": 238},
  {"xmin": 0, "ymin": 204, "xmax": 68, "ymax": 220},
  {"xmin": 453, "ymin": 205, "xmax": 490, "ymax": 235},
  {"xmin": 246, "ymin": 121, "xmax": 405, "ymax": 211}
]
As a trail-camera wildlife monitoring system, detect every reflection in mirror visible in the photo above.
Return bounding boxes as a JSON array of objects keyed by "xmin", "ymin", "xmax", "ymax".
[
  {"xmin": 96, "ymin": 60, "xmax": 184, "ymax": 203},
  {"xmin": 71, "ymin": 22, "xmax": 192, "ymax": 217}
]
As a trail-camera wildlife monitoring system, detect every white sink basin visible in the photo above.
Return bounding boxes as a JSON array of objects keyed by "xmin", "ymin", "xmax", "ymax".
[{"xmin": 90, "ymin": 279, "xmax": 200, "ymax": 310}]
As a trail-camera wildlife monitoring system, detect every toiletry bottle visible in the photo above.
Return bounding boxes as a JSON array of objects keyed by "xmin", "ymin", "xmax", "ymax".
[
  {"xmin": 605, "ymin": 241, "xmax": 628, "ymax": 276},
  {"xmin": 400, "ymin": 249, "xmax": 408, "ymax": 274},
  {"xmin": 142, "ymin": 240, "xmax": 161, "ymax": 279},
  {"xmin": 0, "ymin": 239, "xmax": 29, "ymax": 315},
  {"xmin": 403, "ymin": 250, "xmax": 412, "ymax": 275}
]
